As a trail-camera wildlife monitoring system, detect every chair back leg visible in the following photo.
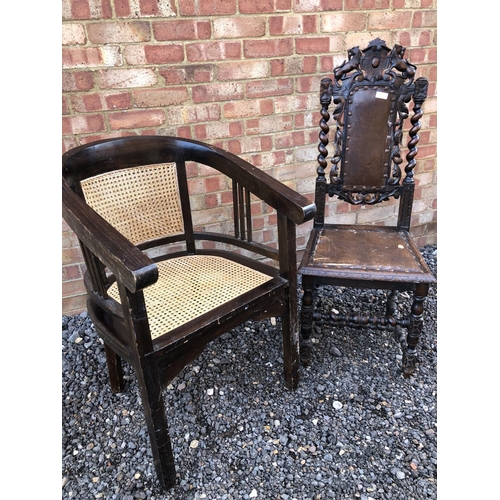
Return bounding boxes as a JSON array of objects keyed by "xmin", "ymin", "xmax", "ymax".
[
  {"xmin": 104, "ymin": 343, "xmax": 124, "ymax": 393},
  {"xmin": 403, "ymin": 283, "xmax": 429, "ymax": 377}
]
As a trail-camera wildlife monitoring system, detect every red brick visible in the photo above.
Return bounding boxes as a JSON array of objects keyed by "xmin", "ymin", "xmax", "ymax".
[
  {"xmin": 98, "ymin": 68, "xmax": 157, "ymax": 89},
  {"xmin": 62, "ymin": 24, "xmax": 86, "ymax": 45},
  {"xmin": 63, "ymin": 294, "xmax": 88, "ymax": 316},
  {"xmin": 187, "ymin": 42, "xmax": 241, "ymax": 62},
  {"xmin": 87, "ymin": 21, "xmax": 150, "ymax": 44},
  {"xmin": 244, "ymin": 39, "xmax": 293, "ymax": 59},
  {"xmin": 414, "ymin": 145, "xmax": 436, "ymax": 159},
  {"xmin": 109, "ymin": 109, "xmax": 165, "ymax": 129},
  {"xmin": 140, "ymin": 0, "xmax": 159, "ymax": 15},
  {"xmin": 368, "ymin": 11, "xmax": 412, "ymax": 30},
  {"xmin": 321, "ymin": 12, "xmax": 366, "ymax": 32},
  {"xmin": 63, "ymin": 247, "xmax": 86, "ymax": 266},
  {"xmin": 412, "ymin": 9, "xmax": 437, "ymax": 28},
  {"xmin": 218, "ymin": 60, "xmax": 269, "ymax": 81},
  {"xmin": 70, "ymin": 92, "xmax": 132, "ymax": 112},
  {"xmin": 62, "ymin": 70, "xmax": 95, "ymax": 91},
  {"xmin": 63, "ymin": 278, "xmax": 87, "ymax": 297},
  {"xmin": 345, "ymin": 0, "xmax": 389, "ymax": 9},
  {"xmin": 296, "ymin": 37, "xmax": 330, "ymax": 54},
  {"xmin": 271, "ymin": 56, "xmax": 317, "ymax": 76},
  {"xmin": 63, "ymin": 114, "xmax": 105, "ymax": 135},
  {"xmin": 62, "ymin": 229, "xmax": 80, "ymax": 249},
  {"xmin": 194, "ymin": 122, "xmax": 243, "ymax": 140},
  {"xmin": 179, "ymin": 0, "xmax": 237, "ymax": 15},
  {"xmin": 296, "ymin": 75, "xmax": 322, "ymax": 93},
  {"xmin": 246, "ymin": 115, "xmax": 293, "ymax": 135},
  {"xmin": 294, "ymin": 0, "xmax": 342, "ymax": 12},
  {"xmin": 228, "ymin": 136, "xmax": 273, "ymax": 155},
  {"xmin": 166, "ymin": 103, "xmax": 221, "ymax": 125},
  {"xmin": 62, "ymin": 96, "xmax": 70, "ymax": 115},
  {"xmin": 153, "ymin": 20, "xmax": 211, "ymax": 41},
  {"xmin": 275, "ymin": 130, "xmax": 305, "ymax": 149},
  {"xmin": 64, "ymin": 0, "xmax": 112, "ymax": 20},
  {"xmin": 105, "ymin": 93, "xmax": 132, "ymax": 110},
  {"xmin": 70, "ymin": 0, "xmax": 90, "ymax": 19},
  {"xmin": 204, "ymin": 176, "xmax": 224, "ymax": 192},
  {"xmin": 70, "ymin": 93, "xmax": 101, "ymax": 112},
  {"xmin": 223, "ymin": 99, "xmax": 274, "ymax": 119},
  {"xmin": 269, "ymin": 15, "xmax": 317, "ymax": 35},
  {"xmin": 132, "ymin": 88, "xmax": 189, "ymax": 107},
  {"xmin": 193, "ymin": 83, "xmax": 244, "ymax": 103},
  {"xmin": 63, "ymin": 137, "xmax": 79, "ymax": 153},
  {"xmin": 160, "ymin": 65, "xmax": 215, "ymax": 84},
  {"xmin": 246, "ymin": 78, "xmax": 293, "ymax": 98},
  {"xmin": 62, "ymin": 264, "xmax": 83, "ymax": 282},
  {"xmin": 144, "ymin": 45, "xmax": 184, "ymax": 64},
  {"xmin": 239, "ymin": 0, "xmax": 291, "ymax": 13},
  {"xmin": 212, "ymin": 18, "xmax": 266, "ymax": 38},
  {"xmin": 62, "ymin": 46, "xmax": 121, "ymax": 69},
  {"xmin": 114, "ymin": 0, "xmax": 131, "ymax": 16}
]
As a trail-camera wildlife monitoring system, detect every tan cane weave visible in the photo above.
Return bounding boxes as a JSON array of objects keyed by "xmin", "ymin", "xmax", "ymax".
[
  {"xmin": 107, "ymin": 255, "xmax": 273, "ymax": 339},
  {"xmin": 81, "ymin": 163, "xmax": 184, "ymax": 245}
]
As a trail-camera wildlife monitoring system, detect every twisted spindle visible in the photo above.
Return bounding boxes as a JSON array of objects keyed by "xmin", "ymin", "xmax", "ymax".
[
  {"xmin": 317, "ymin": 78, "xmax": 332, "ymax": 179},
  {"xmin": 404, "ymin": 77, "xmax": 428, "ymax": 183}
]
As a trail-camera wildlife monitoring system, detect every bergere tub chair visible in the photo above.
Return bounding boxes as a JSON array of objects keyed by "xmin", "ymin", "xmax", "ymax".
[
  {"xmin": 298, "ymin": 38, "xmax": 436, "ymax": 377},
  {"xmin": 62, "ymin": 135, "xmax": 315, "ymax": 490}
]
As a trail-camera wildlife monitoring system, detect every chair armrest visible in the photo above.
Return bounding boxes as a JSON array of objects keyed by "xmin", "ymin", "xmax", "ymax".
[
  {"xmin": 186, "ymin": 140, "xmax": 316, "ymax": 225},
  {"xmin": 62, "ymin": 179, "xmax": 158, "ymax": 293}
]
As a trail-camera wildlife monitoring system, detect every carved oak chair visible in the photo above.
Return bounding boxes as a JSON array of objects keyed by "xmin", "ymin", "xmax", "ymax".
[
  {"xmin": 62, "ymin": 135, "xmax": 315, "ymax": 491},
  {"xmin": 299, "ymin": 38, "xmax": 436, "ymax": 377}
]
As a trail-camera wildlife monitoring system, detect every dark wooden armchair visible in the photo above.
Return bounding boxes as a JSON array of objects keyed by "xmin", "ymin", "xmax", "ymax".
[
  {"xmin": 62, "ymin": 135, "xmax": 315, "ymax": 491},
  {"xmin": 299, "ymin": 38, "xmax": 436, "ymax": 377}
]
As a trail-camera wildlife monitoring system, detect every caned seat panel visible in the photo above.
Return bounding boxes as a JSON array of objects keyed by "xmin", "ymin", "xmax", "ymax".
[
  {"xmin": 107, "ymin": 255, "xmax": 273, "ymax": 339},
  {"xmin": 80, "ymin": 163, "xmax": 184, "ymax": 245}
]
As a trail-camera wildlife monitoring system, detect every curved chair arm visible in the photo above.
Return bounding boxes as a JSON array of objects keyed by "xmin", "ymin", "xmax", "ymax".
[
  {"xmin": 62, "ymin": 180, "xmax": 158, "ymax": 293},
  {"xmin": 63, "ymin": 136, "xmax": 316, "ymax": 227},
  {"xmin": 180, "ymin": 139, "xmax": 316, "ymax": 225}
]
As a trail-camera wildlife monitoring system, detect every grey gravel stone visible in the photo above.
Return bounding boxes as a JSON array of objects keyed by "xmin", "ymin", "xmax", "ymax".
[{"xmin": 62, "ymin": 245, "xmax": 437, "ymax": 499}]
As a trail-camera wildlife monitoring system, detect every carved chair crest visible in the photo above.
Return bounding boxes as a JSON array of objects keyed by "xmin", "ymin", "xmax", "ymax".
[{"xmin": 317, "ymin": 38, "xmax": 428, "ymax": 208}]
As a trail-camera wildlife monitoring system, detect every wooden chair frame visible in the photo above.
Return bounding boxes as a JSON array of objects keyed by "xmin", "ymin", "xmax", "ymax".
[
  {"xmin": 62, "ymin": 135, "xmax": 315, "ymax": 491},
  {"xmin": 299, "ymin": 38, "xmax": 436, "ymax": 377}
]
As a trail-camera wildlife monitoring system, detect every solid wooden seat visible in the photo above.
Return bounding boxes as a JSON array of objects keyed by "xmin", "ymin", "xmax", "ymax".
[
  {"xmin": 299, "ymin": 38, "xmax": 436, "ymax": 377},
  {"xmin": 301, "ymin": 225, "xmax": 435, "ymax": 284},
  {"xmin": 62, "ymin": 135, "xmax": 315, "ymax": 491}
]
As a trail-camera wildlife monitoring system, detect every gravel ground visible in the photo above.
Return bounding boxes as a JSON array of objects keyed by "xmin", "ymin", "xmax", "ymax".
[{"xmin": 62, "ymin": 245, "xmax": 437, "ymax": 500}]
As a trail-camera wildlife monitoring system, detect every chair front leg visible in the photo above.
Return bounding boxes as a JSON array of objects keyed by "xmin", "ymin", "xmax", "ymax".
[
  {"xmin": 402, "ymin": 283, "xmax": 429, "ymax": 377},
  {"xmin": 136, "ymin": 362, "xmax": 177, "ymax": 491},
  {"xmin": 300, "ymin": 275, "xmax": 315, "ymax": 366},
  {"xmin": 281, "ymin": 289, "xmax": 300, "ymax": 391}
]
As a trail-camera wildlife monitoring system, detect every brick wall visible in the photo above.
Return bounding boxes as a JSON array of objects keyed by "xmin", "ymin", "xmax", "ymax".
[{"xmin": 62, "ymin": 0, "xmax": 438, "ymax": 316}]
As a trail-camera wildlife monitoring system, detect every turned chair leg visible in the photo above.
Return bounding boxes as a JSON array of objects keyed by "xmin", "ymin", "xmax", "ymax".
[
  {"xmin": 386, "ymin": 290, "xmax": 405, "ymax": 343},
  {"xmin": 386, "ymin": 289, "xmax": 398, "ymax": 317},
  {"xmin": 104, "ymin": 343, "xmax": 124, "ymax": 393},
  {"xmin": 300, "ymin": 276, "xmax": 315, "ymax": 366},
  {"xmin": 136, "ymin": 364, "xmax": 177, "ymax": 491},
  {"xmin": 402, "ymin": 283, "xmax": 429, "ymax": 377}
]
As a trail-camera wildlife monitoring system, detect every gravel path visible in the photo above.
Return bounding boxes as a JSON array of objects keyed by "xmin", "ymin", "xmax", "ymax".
[{"xmin": 62, "ymin": 245, "xmax": 437, "ymax": 500}]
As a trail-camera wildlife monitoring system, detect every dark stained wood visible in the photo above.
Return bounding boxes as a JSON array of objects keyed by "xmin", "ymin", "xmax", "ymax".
[
  {"xmin": 298, "ymin": 38, "xmax": 436, "ymax": 377},
  {"xmin": 62, "ymin": 135, "xmax": 315, "ymax": 491}
]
